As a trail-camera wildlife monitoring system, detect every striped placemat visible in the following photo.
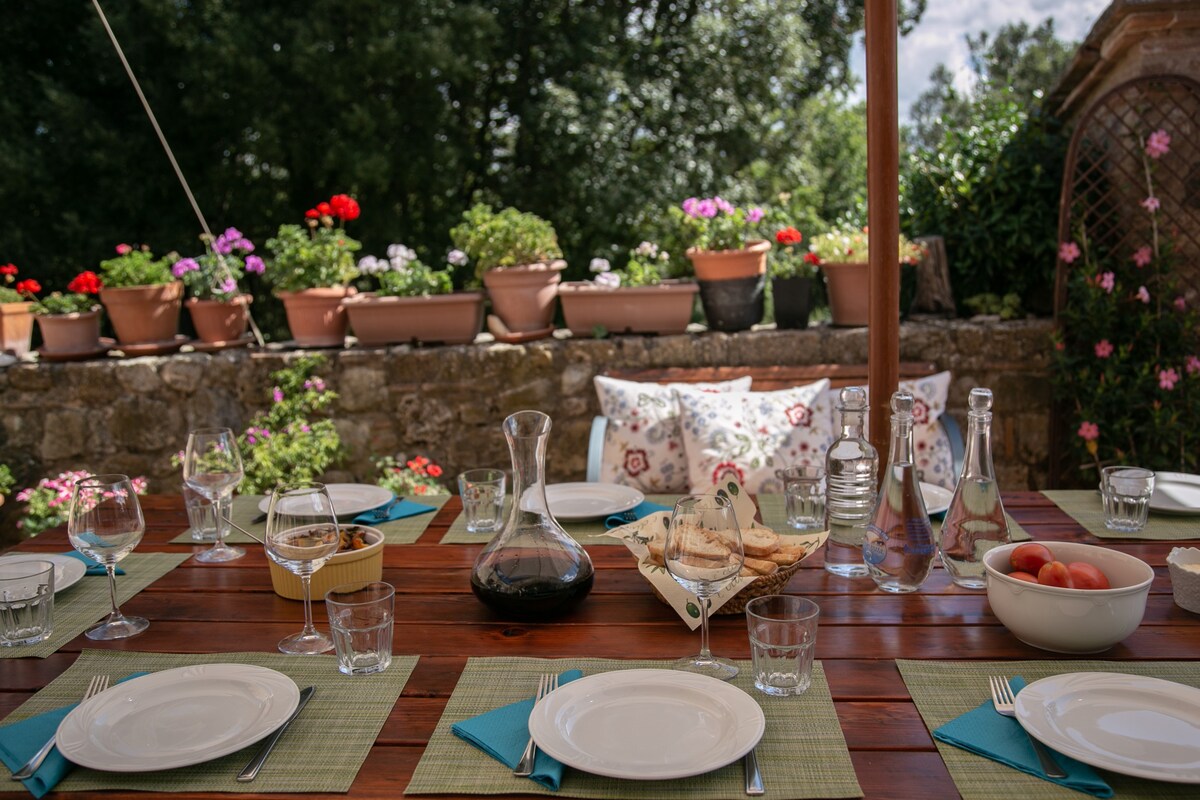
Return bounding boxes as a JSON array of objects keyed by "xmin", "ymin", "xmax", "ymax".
[
  {"xmin": 897, "ymin": 659, "xmax": 1200, "ymax": 799},
  {"xmin": 406, "ymin": 656, "xmax": 862, "ymax": 799},
  {"xmin": 756, "ymin": 494, "xmax": 1032, "ymax": 541},
  {"xmin": 0, "ymin": 649, "xmax": 417, "ymax": 792},
  {"xmin": 0, "ymin": 553, "xmax": 190, "ymax": 660},
  {"xmin": 170, "ymin": 493, "xmax": 449, "ymax": 545},
  {"xmin": 1043, "ymin": 490, "xmax": 1200, "ymax": 540},
  {"xmin": 439, "ymin": 495, "xmax": 678, "ymax": 545}
]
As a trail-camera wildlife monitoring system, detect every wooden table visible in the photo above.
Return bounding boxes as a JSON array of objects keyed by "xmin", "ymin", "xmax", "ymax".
[{"xmin": 2, "ymin": 492, "xmax": 1197, "ymax": 799}]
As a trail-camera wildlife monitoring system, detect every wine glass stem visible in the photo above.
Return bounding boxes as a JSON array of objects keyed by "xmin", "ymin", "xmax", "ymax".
[
  {"xmin": 697, "ymin": 593, "xmax": 712, "ymax": 660},
  {"xmin": 214, "ymin": 492, "xmax": 229, "ymax": 550},
  {"xmin": 105, "ymin": 562, "xmax": 123, "ymax": 620},
  {"xmin": 300, "ymin": 574, "xmax": 317, "ymax": 636}
]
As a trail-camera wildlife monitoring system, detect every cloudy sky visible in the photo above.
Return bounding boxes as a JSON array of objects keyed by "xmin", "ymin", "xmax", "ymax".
[{"xmin": 850, "ymin": 0, "xmax": 1113, "ymax": 120}]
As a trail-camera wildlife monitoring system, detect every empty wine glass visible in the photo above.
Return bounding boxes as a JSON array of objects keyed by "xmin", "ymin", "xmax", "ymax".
[
  {"xmin": 265, "ymin": 482, "xmax": 340, "ymax": 654},
  {"xmin": 182, "ymin": 427, "xmax": 245, "ymax": 563},
  {"xmin": 664, "ymin": 494, "xmax": 745, "ymax": 680},
  {"xmin": 68, "ymin": 474, "xmax": 149, "ymax": 640}
]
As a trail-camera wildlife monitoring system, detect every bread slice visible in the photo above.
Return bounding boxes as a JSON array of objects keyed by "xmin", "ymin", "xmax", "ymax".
[{"xmin": 741, "ymin": 526, "xmax": 781, "ymax": 557}]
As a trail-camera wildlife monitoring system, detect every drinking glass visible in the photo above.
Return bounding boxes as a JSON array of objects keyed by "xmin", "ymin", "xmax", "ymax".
[
  {"xmin": 265, "ymin": 482, "xmax": 340, "ymax": 654},
  {"xmin": 182, "ymin": 427, "xmax": 245, "ymax": 562},
  {"xmin": 68, "ymin": 474, "xmax": 149, "ymax": 640},
  {"xmin": 1100, "ymin": 466, "xmax": 1155, "ymax": 532},
  {"xmin": 664, "ymin": 494, "xmax": 745, "ymax": 680}
]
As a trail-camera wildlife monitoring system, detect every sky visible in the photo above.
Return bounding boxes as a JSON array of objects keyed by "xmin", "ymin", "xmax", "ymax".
[{"xmin": 850, "ymin": 0, "xmax": 1113, "ymax": 120}]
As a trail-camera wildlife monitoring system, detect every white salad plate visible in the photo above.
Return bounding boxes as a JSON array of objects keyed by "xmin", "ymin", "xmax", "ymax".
[
  {"xmin": 257, "ymin": 483, "xmax": 393, "ymax": 517},
  {"xmin": 544, "ymin": 483, "xmax": 644, "ymax": 521},
  {"xmin": 1150, "ymin": 472, "xmax": 1200, "ymax": 515},
  {"xmin": 56, "ymin": 664, "xmax": 301, "ymax": 772},
  {"xmin": 1014, "ymin": 672, "xmax": 1200, "ymax": 783},
  {"xmin": 0, "ymin": 553, "xmax": 87, "ymax": 595},
  {"xmin": 920, "ymin": 482, "xmax": 953, "ymax": 516},
  {"xmin": 528, "ymin": 668, "xmax": 765, "ymax": 780}
]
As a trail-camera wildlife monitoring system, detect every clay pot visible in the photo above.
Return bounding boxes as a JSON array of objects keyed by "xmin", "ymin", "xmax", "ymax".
[
  {"xmin": 343, "ymin": 292, "xmax": 484, "ymax": 346},
  {"xmin": 557, "ymin": 281, "xmax": 698, "ymax": 336},
  {"xmin": 99, "ymin": 282, "xmax": 184, "ymax": 344},
  {"xmin": 277, "ymin": 287, "xmax": 356, "ymax": 347},
  {"xmin": 186, "ymin": 295, "xmax": 252, "ymax": 344},
  {"xmin": 481, "ymin": 261, "xmax": 566, "ymax": 334},
  {"xmin": 821, "ymin": 261, "xmax": 869, "ymax": 327},
  {"xmin": 685, "ymin": 240, "xmax": 770, "ymax": 281},
  {"xmin": 35, "ymin": 309, "xmax": 102, "ymax": 354},
  {"xmin": 0, "ymin": 301, "xmax": 35, "ymax": 356}
]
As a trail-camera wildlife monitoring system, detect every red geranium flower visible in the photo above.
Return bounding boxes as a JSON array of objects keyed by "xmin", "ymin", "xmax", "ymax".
[
  {"xmin": 329, "ymin": 193, "xmax": 360, "ymax": 221},
  {"xmin": 803, "ymin": 252, "xmax": 821, "ymax": 265},
  {"xmin": 775, "ymin": 227, "xmax": 802, "ymax": 246},
  {"xmin": 15, "ymin": 279, "xmax": 40, "ymax": 295},
  {"xmin": 316, "ymin": 202, "xmax": 333, "ymax": 216},
  {"xmin": 304, "ymin": 208, "xmax": 320, "ymax": 219},
  {"xmin": 0, "ymin": 263, "xmax": 17, "ymax": 276},
  {"xmin": 67, "ymin": 271, "xmax": 103, "ymax": 294}
]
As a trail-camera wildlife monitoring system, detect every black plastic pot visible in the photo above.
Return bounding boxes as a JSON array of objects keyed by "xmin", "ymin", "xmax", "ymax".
[
  {"xmin": 772, "ymin": 276, "xmax": 813, "ymax": 330},
  {"xmin": 697, "ymin": 274, "xmax": 765, "ymax": 333}
]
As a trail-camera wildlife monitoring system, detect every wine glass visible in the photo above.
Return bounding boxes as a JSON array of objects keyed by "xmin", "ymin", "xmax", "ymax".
[
  {"xmin": 664, "ymin": 494, "xmax": 745, "ymax": 680},
  {"xmin": 182, "ymin": 427, "xmax": 245, "ymax": 563},
  {"xmin": 68, "ymin": 474, "xmax": 150, "ymax": 640},
  {"xmin": 265, "ymin": 482, "xmax": 340, "ymax": 654}
]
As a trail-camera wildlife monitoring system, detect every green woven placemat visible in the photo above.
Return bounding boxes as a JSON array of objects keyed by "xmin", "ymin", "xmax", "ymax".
[
  {"xmin": 170, "ymin": 493, "xmax": 450, "ymax": 545},
  {"xmin": 1043, "ymin": 490, "xmax": 1200, "ymax": 540},
  {"xmin": 757, "ymin": 494, "xmax": 1032, "ymax": 541},
  {"xmin": 439, "ymin": 495, "xmax": 678, "ymax": 545},
  {"xmin": 0, "ymin": 648, "xmax": 417, "ymax": 792},
  {"xmin": 406, "ymin": 656, "xmax": 862, "ymax": 799},
  {"xmin": 897, "ymin": 659, "xmax": 1200, "ymax": 799},
  {"xmin": 0, "ymin": 553, "xmax": 190, "ymax": 660}
]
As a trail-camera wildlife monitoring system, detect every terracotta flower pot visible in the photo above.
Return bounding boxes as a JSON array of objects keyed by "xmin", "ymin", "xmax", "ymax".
[
  {"xmin": 343, "ymin": 291, "xmax": 484, "ymax": 346},
  {"xmin": 277, "ymin": 287, "xmax": 356, "ymax": 347},
  {"xmin": 99, "ymin": 282, "xmax": 184, "ymax": 344},
  {"xmin": 685, "ymin": 240, "xmax": 770, "ymax": 281},
  {"xmin": 186, "ymin": 295, "xmax": 252, "ymax": 344},
  {"xmin": 821, "ymin": 261, "xmax": 869, "ymax": 327},
  {"xmin": 557, "ymin": 280, "xmax": 698, "ymax": 336},
  {"xmin": 481, "ymin": 260, "xmax": 566, "ymax": 334},
  {"xmin": 35, "ymin": 309, "xmax": 102, "ymax": 354},
  {"xmin": 0, "ymin": 301, "xmax": 35, "ymax": 356}
]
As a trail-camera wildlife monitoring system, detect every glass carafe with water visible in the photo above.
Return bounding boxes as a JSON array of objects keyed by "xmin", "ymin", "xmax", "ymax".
[{"xmin": 823, "ymin": 386, "xmax": 878, "ymax": 577}]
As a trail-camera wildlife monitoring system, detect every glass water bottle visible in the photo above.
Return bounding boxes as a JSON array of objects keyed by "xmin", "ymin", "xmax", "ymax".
[
  {"xmin": 939, "ymin": 388, "xmax": 1010, "ymax": 588},
  {"xmin": 823, "ymin": 386, "xmax": 878, "ymax": 577}
]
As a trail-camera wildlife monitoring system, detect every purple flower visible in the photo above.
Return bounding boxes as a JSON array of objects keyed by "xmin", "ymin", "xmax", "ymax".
[
  {"xmin": 681, "ymin": 197, "xmax": 700, "ymax": 217},
  {"xmin": 696, "ymin": 199, "xmax": 718, "ymax": 218},
  {"xmin": 447, "ymin": 249, "xmax": 468, "ymax": 266},
  {"xmin": 1137, "ymin": 285, "xmax": 1150, "ymax": 304},
  {"xmin": 234, "ymin": 238, "xmax": 254, "ymax": 253},
  {"xmin": 713, "ymin": 196, "xmax": 735, "ymax": 215},
  {"xmin": 171, "ymin": 258, "xmax": 200, "ymax": 278},
  {"xmin": 272, "ymin": 387, "xmax": 284, "ymax": 403},
  {"xmin": 222, "ymin": 227, "xmax": 243, "ymax": 242},
  {"xmin": 1098, "ymin": 272, "xmax": 1115, "ymax": 294},
  {"xmin": 244, "ymin": 255, "xmax": 265, "ymax": 274},
  {"xmin": 747, "ymin": 207, "xmax": 764, "ymax": 223},
  {"xmin": 219, "ymin": 278, "xmax": 238, "ymax": 294}
]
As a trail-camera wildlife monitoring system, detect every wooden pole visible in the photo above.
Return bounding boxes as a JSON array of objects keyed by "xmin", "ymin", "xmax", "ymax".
[{"xmin": 865, "ymin": 0, "xmax": 900, "ymax": 461}]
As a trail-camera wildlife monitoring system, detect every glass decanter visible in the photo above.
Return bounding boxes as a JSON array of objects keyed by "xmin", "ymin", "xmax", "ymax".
[{"xmin": 470, "ymin": 410, "xmax": 595, "ymax": 618}]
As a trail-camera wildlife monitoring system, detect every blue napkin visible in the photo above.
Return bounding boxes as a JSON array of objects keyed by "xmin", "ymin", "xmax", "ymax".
[
  {"xmin": 59, "ymin": 552, "xmax": 123, "ymax": 576},
  {"xmin": 933, "ymin": 677, "xmax": 1113, "ymax": 797},
  {"xmin": 352, "ymin": 499, "xmax": 436, "ymax": 525},
  {"xmin": 452, "ymin": 669, "xmax": 583, "ymax": 790},
  {"xmin": 605, "ymin": 500, "xmax": 671, "ymax": 529},
  {"xmin": 0, "ymin": 672, "xmax": 146, "ymax": 798}
]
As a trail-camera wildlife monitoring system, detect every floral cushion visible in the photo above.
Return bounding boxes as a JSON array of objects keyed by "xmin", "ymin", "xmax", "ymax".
[
  {"xmin": 675, "ymin": 379, "xmax": 835, "ymax": 494},
  {"xmin": 595, "ymin": 375, "xmax": 753, "ymax": 493}
]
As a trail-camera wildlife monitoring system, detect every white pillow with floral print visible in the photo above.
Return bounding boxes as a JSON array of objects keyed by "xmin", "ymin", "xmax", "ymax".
[
  {"xmin": 675, "ymin": 379, "xmax": 835, "ymax": 494},
  {"xmin": 595, "ymin": 375, "xmax": 753, "ymax": 493}
]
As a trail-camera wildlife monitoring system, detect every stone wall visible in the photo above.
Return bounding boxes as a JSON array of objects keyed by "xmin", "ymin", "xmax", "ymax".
[{"xmin": 0, "ymin": 318, "xmax": 1054, "ymax": 531}]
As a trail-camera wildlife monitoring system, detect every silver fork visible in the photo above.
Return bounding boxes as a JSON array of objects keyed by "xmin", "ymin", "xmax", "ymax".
[
  {"xmin": 12, "ymin": 674, "xmax": 110, "ymax": 781},
  {"xmin": 362, "ymin": 497, "xmax": 401, "ymax": 522},
  {"xmin": 513, "ymin": 673, "xmax": 558, "ymax": 777},
  {"xmin": 988, "ymin": 675, "xmax": 1067, "ymax": 779}
]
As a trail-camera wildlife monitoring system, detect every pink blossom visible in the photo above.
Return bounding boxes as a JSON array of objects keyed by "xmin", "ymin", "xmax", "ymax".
[
  {"xmin": 219, "ymin": 278, "xmax": 238, "ymax": 294},
  {"xmin": 1137, "ymin": 286, "xmax": 1150, "ymax": 304},
  {"xmin": 115, "ymin": 243, "xmax": 132, "ymax": 255},
  {"xmin": 1058, "ymin": 241, "xmax": 1081, "ymax": 263},
  {"xmin": 1094, "ymin": 339, "xmax": 1114, "ymax": 358},
  {"xmin": 244, "ymin": 255, "xmax": 265, "ymax": 274},
  {"xmin": 713, "ymin": 196, "xmax": 735, "ymax": 215},
  {"xmin": 1132, "ymin": 246, "xmax": 1152, "ymax": 267},
  {"xmin": 696, "ymin": 199, "xmax": 718, "ymax": 218},
  {"xmin": 1175, "ymin": 296, "xmax": 1187, "ymax": 311},
  {"xmin": 1078, "ymin": 421, "xmax": 1099, "ymax": 441},
  {"xmin": 1142, "ymin": 196, "xmax": 1160, "ymax": 213},
  {"xmin": 746, "ymin": 207, "xmax": 764, "ymax": 223},
  {"xmin": 681, "ymin": 197, "xmax": 700, "ymax": 217},
  {"xmin": 272, "ymin": 387, "xmax": 284, "ymax": 403},
  {"xmin": 1159, "ymin": 368, "xmax": 1180, "ymax": 391},
  {"xmin": 1145, "ymin": 129, "xmax": 1172, "ymax": 159},
  {"xmin": 1098, "ymin": 272, "xmax": 1115, "ymax": 293},
  {"xmin": 1186, "ymin": 355, "xmax": 1200, "ymax": 375}
]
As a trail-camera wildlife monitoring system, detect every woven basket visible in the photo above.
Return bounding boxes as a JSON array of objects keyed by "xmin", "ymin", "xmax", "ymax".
[{"xmin": 652, "ymin": 558, "xmax": 807, "ymax": 616}]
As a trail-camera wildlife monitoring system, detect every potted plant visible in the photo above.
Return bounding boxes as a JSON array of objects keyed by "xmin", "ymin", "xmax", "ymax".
[
  {"xmin": 675, "ymin": 196, "xmax": 768, "ymax": 331},
  {"xmin": 809, "ymin": 226, "xmax": 926, "ymax": 327},
  {"xmin": 265, "ymin": 194, "xmax": 362, "ymax": 347},
  {"xmin": 343, "ymin": 244, "xmax": 484, "ymax": 346},
  {"xmin": 32, "ymin": 271, "xmax": 105, "ymax": 358},
  {"xmin": 449, "ymin": 203, "xmax": 564, "ymax": 339},
  {"xmin": 174, "ymin": 227, "xmax": 264, "ymax": 347},
  {"xmin": 558, "ymin": 242, "xmax": 698, "ymax": 336},
  {"xmin": 97, "ymin": 243, "xmax": 184, "ymax": 349},
  {"xmin": 0, "ymin": 264, "xmax": 40, "ymax": 356},
  {"xmin": 770, "ymin": 226, "xmax": 821, "ymax": 329},
  {"xmin": 374, "ymin": 454, "xmax": 448, "ymax": 496}
]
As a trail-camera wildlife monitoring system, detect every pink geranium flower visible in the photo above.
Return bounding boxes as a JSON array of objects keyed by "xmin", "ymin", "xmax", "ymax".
[
  {"xmin": 1137, "ymin": 286, "xmax": 1150, "ymax": 304},
  {"xmin": 1078, "ymin": 421, "xmax": 1099, "ymax": 441},
  {"xmin": 1058, "ymin": 241, "xmax": 1081, "ymax": 263},
  {"xmin": 1145, "ymin": 129, "xmax": 1171, "ymax": 159},
  {"xmin": 1187, "ymin": 355, "xmax": 1200, "ymax": 375},
  {"xmin": 1175, "ymin": 296, "xmax": 1187, "ymax": 311},
  {"xmin": 1098, "ymin": 272, "xmax": 1115, "ymax": 293},
  {"xmin": 1132, "ymin": 246, "xmax": 1152, "ymax": 268},
  {"xmin": 1159, "ymin": 368, "xmax": 1180, "ymax": 391},
  {"xmin": 1141, "ymin": 196, "xmax": 1160, "ymax": 213},
  {"xmin": 1094, "ymin": 339, "xmax": 1114, "ymax": 359}
]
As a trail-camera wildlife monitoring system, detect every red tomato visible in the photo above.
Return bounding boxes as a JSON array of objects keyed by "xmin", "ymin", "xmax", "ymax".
[
  {"xmin": 1007, "ymin": 570, "xmax": 1039, "ymax": 583},
  {"xmin": 1011, "ymin": 543, "xmax": 1054, "ymax": 575},
  {"xmin": 1037, "ymin": 561, "xmax": 1075, "ymax": 588},
  {"xmin": 1067, "ymin": 561, "xmax": 1111, "ymax": 590}
]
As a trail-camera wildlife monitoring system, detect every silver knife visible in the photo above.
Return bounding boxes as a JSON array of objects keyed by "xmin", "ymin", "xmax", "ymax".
[
  {"xmin": 237, "ymin": 685, "xmax": 315, "ymax": 782},
  {"xmin": 743, "ymin": 747, "xmax": 764, "ymax": 796}
]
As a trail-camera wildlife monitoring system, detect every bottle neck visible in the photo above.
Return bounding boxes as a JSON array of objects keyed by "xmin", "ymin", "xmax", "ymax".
[
  {"xmin": 886, "ymin": 416, "xmax": 914, "ymax": 467},
  {"xmin": 838, "ymin": 409, "xmax": 867, "ymax": 439},
  {"xmin": 962, "ymin": 412, "xmax": 996, "ymax": 480}
]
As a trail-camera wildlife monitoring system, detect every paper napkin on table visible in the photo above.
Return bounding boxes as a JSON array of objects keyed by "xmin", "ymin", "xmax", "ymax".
[
  {"xmin": 452, "ymin": 670, "xmax": 583, "ymax": 790},
  {"xmin": 60, "ymin": 552, "xmax": 123, "ymax": 576},
  {"xmin": 0, "ymin": 673, "xmax": 146, "ymax": 798},
  {"xmin": 352, "ymin": 499, "xmax": 436, "ymax": 525},
  {"xmin": 605, "ymin": 499, "xmax": 671, "ymax": 529},
  {"xmin": 933, "ymin": 677, "xmax": 1113, "ymax": 797}
]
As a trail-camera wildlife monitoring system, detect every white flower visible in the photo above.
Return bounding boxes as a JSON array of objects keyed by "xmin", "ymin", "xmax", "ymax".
[
  {"xmin": 389, "ymin": 256, "xmax": 411, "ymax": 273},
  {"xmin": 594, "ymin": 271, "xmax": 621, "ymax": 288},
  {"xmin": 357, "ymin": 255, "xmax": 383, "ymax": 274},
  {"xmin": 634, "ymin": 241, "xmax": 658, "ymax": 258},
  {"xmin": 658, "ymin": 250, "xmax": 670, "ymax": 261},
  {"xmin": 386, "ymin": 243, "xmax": 406, "ymax": 259},
  {"xmin": 447, "ymin": 249, "xmax": 468, "ymax": 266},
  {"xmin": 589, "ymin": 257, "xmax": 611, "ymax": 273}
]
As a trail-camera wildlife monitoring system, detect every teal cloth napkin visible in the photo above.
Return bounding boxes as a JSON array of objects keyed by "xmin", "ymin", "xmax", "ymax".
[
  {"xmin": 933, "ymin": 676, "xmax": 1113, "ymax": 798},
  {"xmin": 0, "ymin": 672, "xmax": 145, "ymax": 798},
  {"xmin": 605, "ymin": 500, "xmax": 671, "ymax": 529},
  {"xmin": 352, "ymin": 498, "xmax": 436, "ymax": 525},
  {"xmin": 452, "ymin": 669, "xmax": 583, "ymax": 790},
  {"xmin": 59, "ymin": 551, "xmax": 123, "ymax": 576}
]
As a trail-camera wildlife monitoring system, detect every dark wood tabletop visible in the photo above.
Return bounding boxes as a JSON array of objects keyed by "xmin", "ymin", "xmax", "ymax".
[{"xmin": 2, "ymin": 492, "xmax": 1198, "ymax": 799}]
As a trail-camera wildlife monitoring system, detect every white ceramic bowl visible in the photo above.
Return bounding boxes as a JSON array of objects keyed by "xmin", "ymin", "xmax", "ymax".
[{"xmin": 983, "ymin": 541, "xmax": 1153, "ymax": 654}]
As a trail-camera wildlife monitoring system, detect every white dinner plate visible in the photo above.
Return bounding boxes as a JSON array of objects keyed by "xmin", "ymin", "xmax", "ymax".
[
  {"xmin": 544, "ymin": 483, "xmax": 644, "ymax": 521},
  {"xmin": 0, "ymin": 553, "xmax": 87, "ymax": 595},
  {"xmin": 1151, "ymin": 472, "xmax": 1200, "ymax": 515},
  {"xmin": 1014, "ymin": 672, "xmax": 1200, "ymax": 783},
  {"xmin": 921, "ymin": 482, "xmax": 953, "ymax": 516},
  {"xmin": 528, "ymin": 668, "xmax": 765, "ymax": 780},
  {"xmin": 257, "ymin": 483, "xmax": 393, "ymax": 517},
  {"xmin": 56, "ymin": 664, "xmax": 300, "ymax": 772}
]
